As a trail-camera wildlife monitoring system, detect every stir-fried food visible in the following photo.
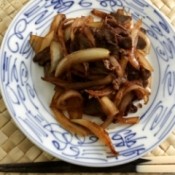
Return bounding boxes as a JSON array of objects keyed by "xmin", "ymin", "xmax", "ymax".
[{"xmin": 30, "ymin": 9, "xmax": 153, "ymax": 155}]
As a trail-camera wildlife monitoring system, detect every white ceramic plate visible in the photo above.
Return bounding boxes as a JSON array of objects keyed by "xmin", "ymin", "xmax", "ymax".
[{"xmin": 1, "ymin": 0, "xmax": 175, "ymax": 167}]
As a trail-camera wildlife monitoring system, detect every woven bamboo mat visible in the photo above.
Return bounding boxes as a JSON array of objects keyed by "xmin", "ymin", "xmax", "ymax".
[{"xmin": 0, "ymin": 0, "xmax": 175, "ymax": 164}]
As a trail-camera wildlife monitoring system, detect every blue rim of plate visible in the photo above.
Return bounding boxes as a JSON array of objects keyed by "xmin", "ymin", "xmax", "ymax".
[{"xmin": 0, "ymin": 0, "xmax": 175, "ymax": 167}]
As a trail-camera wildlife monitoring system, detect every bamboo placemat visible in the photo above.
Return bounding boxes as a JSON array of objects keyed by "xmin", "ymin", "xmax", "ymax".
[{"xmin": 0, "ymin": 0, "xmax": 175, "ymax": 164}]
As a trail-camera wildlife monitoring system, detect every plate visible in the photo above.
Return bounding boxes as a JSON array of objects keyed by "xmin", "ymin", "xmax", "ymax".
[{"xmin": 1, "ymin": 0, "xmax": 175, "ymax": 167}]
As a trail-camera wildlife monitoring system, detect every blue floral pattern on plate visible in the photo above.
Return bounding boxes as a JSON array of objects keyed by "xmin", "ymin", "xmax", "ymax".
[{"xmin": 1, "ymin": 0, "xmax": 175, "ymax": 167}]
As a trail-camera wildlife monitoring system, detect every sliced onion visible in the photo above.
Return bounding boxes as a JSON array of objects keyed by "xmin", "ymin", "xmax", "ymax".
[
  {"xmin": 131, "ymin": 19, "xmax": 142, "ymax": 46},
  {"xmin": 64, "ymin": 25, "xmax": 71, "ymax": 41},
  {"xmin": 99, "ymin": 96, "xmax": 119, "ymax": 128},
  {"xmin": 129, "ymin": 51, "xmax": 140, "ymax": 70},
  {"xmin": 114, "ymin": 86, "xmax": 126, "ymax": 107},
  {"xmin": 50, "ymin": 89, "xmax": 64, "ymax": 107},
  {"xmin": 86, "ymin": 21, "xmax": 103, "ymax": 28},
  {"xmin": 136, "ymin": 50, "xmax": 153, "ymax": 72},
  {"xmin": 50, "ymin": 41, "xmax": 63, "ymax": 72},
  {"xmin": 57, "ymin": 19, "xmax": 67, "ymax": 56},
  {"xmin": 49, "ymin": 14, "xmax": 66, "ymax": 34},
  {"xmin": 114, "ymin": 81, "xmax": 150, "ymax": 106},
  {"xmin": 85, "ymin": 88, "xmax": 113, "ymax": 97},
  {"xmin": 51, "ymin": 108, "xmax": 89, "ymax": 136},
  {"xmin": 129, "ymin": 19, "xmax": 142, "ymax": 69},
  {"xmin": 30, "ymin": 35, "xmax": 43, "ymax": 53},
  {"xmin": 63, "ymin": 18, "xmax": 76, "ymax": 41},
  {"xmin": 68, "ymin": 110, "xmax": 83, "ymax": 119},
  {"xmin": 55, "ymin": 48, "xmax": 110, "ymax": 77},
  {"xmin": 56, "ymin": 90, "xmax": 83, "ymax": 110},
  {"xmin": 43, "ymin": 75, "xmax": 113, "ymax": 90},
  {"xmin": 127, "ymin": 84, "xmax": 149, "ymax": 104},
  {"xmin": 64, "ymin": 18, "xmax": 75, "ymax": 26},
  {"xmin": 99, "ymin": 96, "xmax": 119, "ymax": 118},
  {"xmin": 109, "ymin": 56, "xmax": 123, "ymax": 77},
  {"xmin": 91, "ymin": 9, "xmax": 109, "ymax": 19},
  {"xmin": 72, "ymin": 119, "xmax": 118, "ymax": 155},
  {"xmin": 31, "ymin": 14, "xmax": 65, "ymax": 54},
  {"xmin": 116, "ymin": 116, "xmax": 140, "ymax": 124},
  {"xmin": 119, "ymin": 56, "xmax": 128, "ymax": 73},
  {"xmin": 40, "ymin": 31, "xmax": 54, "ymax": 52},
  {"xmin": 70, "ymin": 17, "xmax": 87, "ymax": 40},
  {"xmin": 83, "ymin": 27, "xmax": 96, "ymax": 46},
  {"xmin": 118, "ymin": 92, "xmax": 134, "ymax": 115},
  {"xmin": 30, "ymin": 31, "xmax": 54, "ymax": 54}
]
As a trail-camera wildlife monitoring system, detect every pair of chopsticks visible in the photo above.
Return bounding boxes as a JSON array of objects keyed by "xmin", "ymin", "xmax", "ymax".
[
  {"xmin": 0, "ymin": 156, "xmax": 174, "ymax": 173},
  {"xmin": 0, "ymin": 158, "xmax": 148, "ymax": 173}
]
